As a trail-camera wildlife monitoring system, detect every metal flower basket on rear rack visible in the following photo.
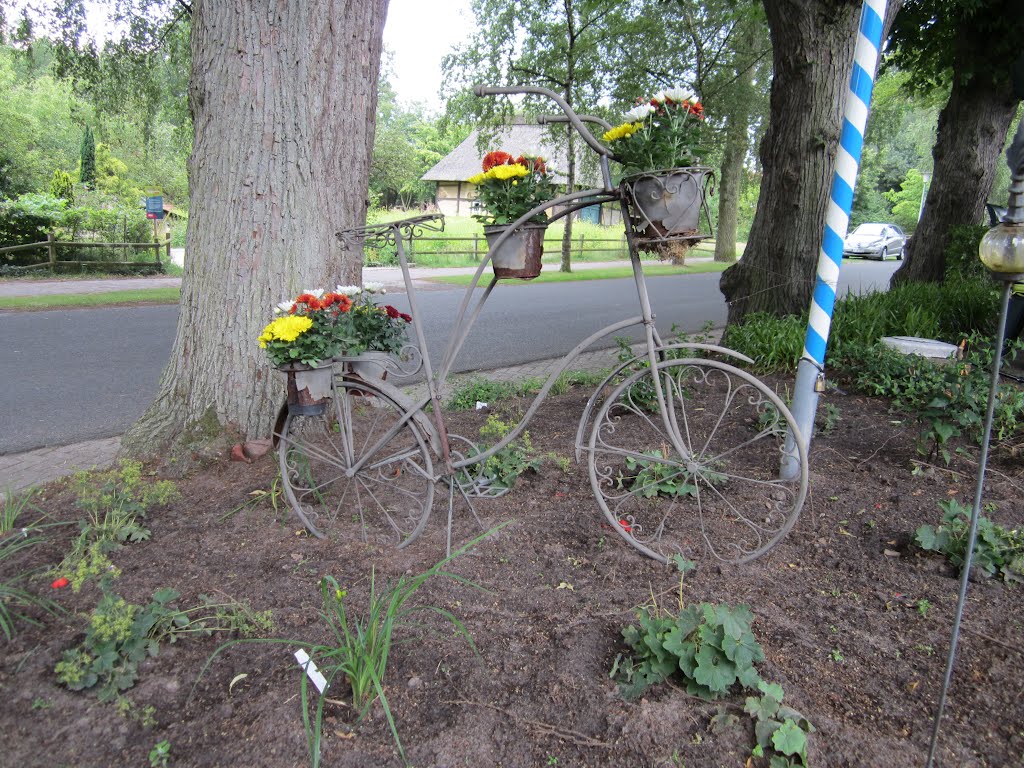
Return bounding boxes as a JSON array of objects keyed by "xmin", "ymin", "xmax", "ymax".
[{"xmin": 620, "ymin": 167, "xmax": 715, "ymax": 254}]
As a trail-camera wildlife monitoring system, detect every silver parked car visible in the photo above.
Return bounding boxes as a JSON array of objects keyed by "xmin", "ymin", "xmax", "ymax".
[{"xmin": 842, "ymin": 223, "xmax": 906, "ymax": 260}]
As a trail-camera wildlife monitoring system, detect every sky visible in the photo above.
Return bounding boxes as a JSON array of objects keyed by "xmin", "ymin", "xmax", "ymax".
[
  {"xmin": 382, "ymin": 0, "xmax": 474, "ymax": 113},
  {"xmin": 53, "ymin": 0, "xmax": 473, "ymax": 114}
]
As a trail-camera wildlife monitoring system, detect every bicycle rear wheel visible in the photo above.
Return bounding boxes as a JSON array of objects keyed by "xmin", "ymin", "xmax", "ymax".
[
  {"xmin": 587, "ymin": 358, "xmax": 808, "ymax": 564},
  {"xmin": 277, "ymin": 378, "xmax": 435, "ymax": 547}
]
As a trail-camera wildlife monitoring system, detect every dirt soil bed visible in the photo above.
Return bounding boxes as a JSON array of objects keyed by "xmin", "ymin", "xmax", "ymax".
[{"xmin": 2, "ymin": 383, "xmax": 1022, "ymax": 767}]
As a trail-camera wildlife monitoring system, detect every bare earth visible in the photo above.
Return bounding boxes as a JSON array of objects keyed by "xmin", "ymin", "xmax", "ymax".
[{"xmin": 1, "ymin": 381, "xmax": 1021, "ymax": 768}]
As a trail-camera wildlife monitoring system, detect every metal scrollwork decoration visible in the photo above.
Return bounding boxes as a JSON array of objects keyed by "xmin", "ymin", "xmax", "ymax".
[{"xmin": 337, "ymin": 213, "xmax": 446, "ymax": 250}]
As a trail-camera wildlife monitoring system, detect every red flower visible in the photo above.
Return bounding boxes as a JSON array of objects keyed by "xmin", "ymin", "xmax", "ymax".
[
  {"xmin": 337, "ymin": 295, "xmax": 352, "ymax": 312},
  {"xmin": 618, "ymin": 519, "xmax": 632, "ymax": 534},
  {"xmin": 384, "ymin": 305, "xmax": 401, "ymax": 319},
  {"xmin": 482, "ymin": 150, "xmax": 513, "ymax": 171},
  {"xmin": 51, "ymin": 577, "xmax": 70, "ymax": 589},
  {"xmin": 295, "ymin": 293, "xmax": 323, "ymax": 311},
  {"xmin": 399, "ymin": 312, "xmax": 412, "ymax": 323}
]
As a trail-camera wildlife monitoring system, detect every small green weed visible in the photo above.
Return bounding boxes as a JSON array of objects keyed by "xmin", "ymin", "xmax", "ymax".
[
  {"xmin": 149, "ymin": 739, "xmax": 171, "ymax": 767},
  {"xmin": 916, "ymin": 599, "xmax": 931, "ymax": 618},
  {"xmin": 461, "ymin": 415, "xmax": 546, "ymax": 492},
  {"xmin": 916, "ymin": 499, "xmax": 1024, "ymax": 583}
]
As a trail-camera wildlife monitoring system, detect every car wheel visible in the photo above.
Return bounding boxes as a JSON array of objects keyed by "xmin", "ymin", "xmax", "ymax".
[
  {"xmin": 881, "ymin": 246, "xmax": 888, "ymax": 261},
  {"xmin": 897, "ymin": 246, "xmax": 904, "ymax": 260}
]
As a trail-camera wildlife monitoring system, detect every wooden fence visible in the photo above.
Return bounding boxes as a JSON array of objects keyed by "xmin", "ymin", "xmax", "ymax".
[
  {"xmin": 385, "ymin": 233, "xmax": 631, "ymax": 263},
  {"xmin": 0, "ymin": 232, "xmax": 172, "ymax": 272}
]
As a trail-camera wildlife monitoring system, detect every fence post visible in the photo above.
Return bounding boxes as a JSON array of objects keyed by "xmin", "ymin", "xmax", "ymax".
[
  {"xmin": 578, "ymin": 233, "xmax": 584, "ymax": 259},
  {"xmin": 165, "ymin": 232, "xmax": 171, "ymax": 265},
  {"xmin": 47, "ymin": 232, "xmax": 56, "ymax": 267},
  {"xmin": 473, "ymin": 234, "xmax": 479, "ymax": 262}
]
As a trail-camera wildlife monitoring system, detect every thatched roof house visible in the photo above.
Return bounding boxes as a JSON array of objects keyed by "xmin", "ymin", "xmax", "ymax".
[{"xmin": 421, "ymin": 123, "xmax": 616, "ymax": 223}]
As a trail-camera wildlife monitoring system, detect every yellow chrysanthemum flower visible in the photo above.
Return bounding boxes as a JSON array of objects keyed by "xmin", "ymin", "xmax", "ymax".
[
  {"xmin": 467, "ymin": 172, "xmax": 486, "ymax": 184},
  {"xmin": 487, "ymin": 163, "xmax": 529, "ymax": 181},
  {"xmin": 258, "ymin": 315, "xmax": 313, "ymax": 345},
  {"xmin": 602, "ymin": 122, "xmax": 643, "ymax": 143}
]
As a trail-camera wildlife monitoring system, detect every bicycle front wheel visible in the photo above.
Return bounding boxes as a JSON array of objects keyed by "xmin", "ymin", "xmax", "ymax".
[
  {"xmin": 587, "ymin": 358, "xmax": 808, "ymax": 564},
  {"xmin": 277, "ymin": 378, "xmax": 435, "ymax": 547}
]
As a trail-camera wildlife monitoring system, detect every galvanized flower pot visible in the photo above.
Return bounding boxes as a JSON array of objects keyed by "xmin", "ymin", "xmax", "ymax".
[
  {"xmin": 483, "ymin": 223, "xmax": 546, "ymax": 279},
  {"xmin": 621, "ymin": 167, "xmax": 714, "ymax": 249},
  {"xmin": 281, "ymin": 363, "xmax": 333, "ymax": 416}
]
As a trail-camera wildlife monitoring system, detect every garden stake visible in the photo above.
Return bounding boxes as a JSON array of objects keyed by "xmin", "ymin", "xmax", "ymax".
[
  {"xmin": 927, "ymin": 116, "xmax": 1024, "ymax": 768},
  {"xmin": 783, "ymin": 0, "xmax": 887, "ymax": 479},
  {"xmin": 925, "ymin": 282, "xmax": 1011, "ymax": 767}
]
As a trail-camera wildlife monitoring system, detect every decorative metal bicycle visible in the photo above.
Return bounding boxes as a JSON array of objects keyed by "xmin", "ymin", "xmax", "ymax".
[{"xmin": 274, "ymin": 85, "xmax": 808, "ymax": 565}]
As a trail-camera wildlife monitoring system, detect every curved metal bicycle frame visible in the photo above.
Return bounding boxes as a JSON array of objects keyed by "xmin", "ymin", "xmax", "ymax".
[{"xmin": 323, "ymin": 84, "xmax": 805, "ymax": 560}]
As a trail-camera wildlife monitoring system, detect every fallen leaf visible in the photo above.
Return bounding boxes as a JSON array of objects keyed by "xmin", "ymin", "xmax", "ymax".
[
  {"xmin": 883, "ymin": 549, "xmax": 900, "ymax": 558},
  {"xmin": 556, "ymin": 581, "xmax": 574, "ymax": 591}
]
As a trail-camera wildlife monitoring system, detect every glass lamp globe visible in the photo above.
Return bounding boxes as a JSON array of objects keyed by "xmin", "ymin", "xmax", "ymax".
[{"xmin": 978, "ymin": 222, "xmax": 1024, "ymax": 277}]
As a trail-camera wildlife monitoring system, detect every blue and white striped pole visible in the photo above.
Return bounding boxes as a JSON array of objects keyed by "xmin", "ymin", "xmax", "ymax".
[{"xmin": 782, "ymin": 0, "xmax": 887, "ymax": 479}]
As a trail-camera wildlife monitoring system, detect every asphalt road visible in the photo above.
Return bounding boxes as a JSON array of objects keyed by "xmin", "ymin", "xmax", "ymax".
[{"xmin": 0, "ymin": 260, "xmax": 899, "ymax": 454}]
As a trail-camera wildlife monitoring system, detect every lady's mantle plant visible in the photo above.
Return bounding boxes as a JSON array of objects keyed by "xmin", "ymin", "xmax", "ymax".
[
  {"xmin": 467, "ymin": 151, "xmax": 556, "ymax": 225},
  {"xmin": 258, "ymin": 283, "xmax": 412, "ymax": 366},
  {"xmin": 602, "ymin": 88, "xmax": 708, "ymax": 174}
]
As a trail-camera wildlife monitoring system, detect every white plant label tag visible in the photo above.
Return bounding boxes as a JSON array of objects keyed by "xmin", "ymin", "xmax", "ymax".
[{"xmin": 294, "ymin": 649, "xmax": 328, "ymax": 693}]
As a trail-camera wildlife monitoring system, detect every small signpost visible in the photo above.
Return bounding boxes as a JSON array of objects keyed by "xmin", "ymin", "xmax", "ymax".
[
  {"xmin": 145, "ymin": 188, "xmax": 164, "ymax": 220},
  {"xmin": 144, "ymin": 188, "xmax": 165, "ymax": 266}
]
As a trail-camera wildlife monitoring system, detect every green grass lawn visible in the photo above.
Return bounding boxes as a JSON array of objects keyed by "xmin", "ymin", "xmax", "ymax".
[
  {"xmin": 427, "ymin": 261, "xmax": 729, "ymax": 286},
  {"xmin": 368, "ymin": 211, "xmax": 745, "ymax": 268},
  {"xmin": 0, "ymin": 287, "xmax": 181, "ymax": 311}
]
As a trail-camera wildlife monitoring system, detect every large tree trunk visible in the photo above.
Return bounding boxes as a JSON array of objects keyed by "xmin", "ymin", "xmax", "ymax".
[
  {"xmin": 720, "ymin": 0, "xmax": 862, "ymax": 322},
  {"xmin": 890, "ymin": 72, "xmax": 1018, "ymax": 284},
  {"xmin": 121, "ymin": 0, "xmax": 388, "ymax": 462}
]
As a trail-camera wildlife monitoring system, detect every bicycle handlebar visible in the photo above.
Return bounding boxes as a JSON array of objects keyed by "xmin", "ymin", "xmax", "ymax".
[
  {"xmin": 473, "ymin": 84, "xmax": 612, "ymax": 159},
  {"xmin": 538, "ymin": 113, "xmax": 613, "ymax": 133}
]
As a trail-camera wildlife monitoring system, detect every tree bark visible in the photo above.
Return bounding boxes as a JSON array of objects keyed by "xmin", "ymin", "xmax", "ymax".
[
  {"xmin": 719, "ymin": 0, "xmax": 862, "ymax": 322},
  {"xmin": 890, "ymin": 68, "xmax": 1018, "ymax": 284},
  {"xmin": 121, "ymin": 0, "xmax": 388, "ymax": 461}
]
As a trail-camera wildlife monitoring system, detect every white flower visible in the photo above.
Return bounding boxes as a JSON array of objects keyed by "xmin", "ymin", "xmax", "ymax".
[
  {"xmin": 335, "ymin": 285, "xmax": 362, "ymax": 296},
  {"xmin": 664, "ymin": 87, "xmax": 695, "ymax": 102},
  {"xmin": 363, "ymin": 281, "xmax": 385, "ymax": 294},
  {"xmin": 650, "ymin": 91, "xmax": 666, "ymax": 103},
  {"xmin": 274, "ymin": 301, "xmax": 296, "ymax": 314},
  {"xmin": 623, "ymin": 103, "xmax": 655, "ymax": 121},
  {"xmin": 302, "ymin": 288, "xmax": 325, "ymax": 299}
]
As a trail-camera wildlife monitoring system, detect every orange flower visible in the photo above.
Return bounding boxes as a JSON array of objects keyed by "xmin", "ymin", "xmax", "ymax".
[
  {"xmin": 482, "ymin": 150, "xmax": 513, "ymax": 171},
  {"xmin": 295, "ymin": 293, "xmax": 322, "ymax": 309}
]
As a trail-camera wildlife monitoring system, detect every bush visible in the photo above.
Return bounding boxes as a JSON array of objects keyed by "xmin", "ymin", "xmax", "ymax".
[
  {"xmin": 0, "ymin": 193, "xmax": 68, "ymax": 262},
  {"xmin": 722, "ymin": 313, "xmax": 805, "ymax": 372},
  {"xmin": 944, "ymin": 225, "xmax": 990, "ymax": 282}
]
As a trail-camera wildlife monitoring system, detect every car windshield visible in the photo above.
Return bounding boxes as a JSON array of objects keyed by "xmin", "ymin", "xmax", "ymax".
[{"xmin": 852, "ymin": 224, "xmax": 886, "ymax": 236}]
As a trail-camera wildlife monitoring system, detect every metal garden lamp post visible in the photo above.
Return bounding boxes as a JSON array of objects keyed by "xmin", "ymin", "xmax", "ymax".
[{"xmin": 926, "ymin": 120, "xmax": 1023, "ymax": 767}]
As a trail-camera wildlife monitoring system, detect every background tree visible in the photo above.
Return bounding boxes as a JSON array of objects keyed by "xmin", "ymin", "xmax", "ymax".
[
  {"xmin": 888, "ymin": 0, "xmax": 1024, "ymax": 285},
  {"xmin": 120, "ymin": 0, "xmax": 388, "ymax": 458},
  {"xmin": 719, "ymin": 0, "xmax": 900, "ymax": 323},
  {"xmin": 607, "ymin": 0, "xmax": 770, "ymax": 262},
  {"xmin": 78, "ymin": 124, "xmax": 96, "ymax": 187},
  {"xmin": 443, "ymin": 0, "xmax": 624, "ymax": 272}
]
